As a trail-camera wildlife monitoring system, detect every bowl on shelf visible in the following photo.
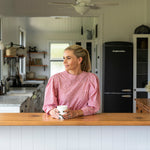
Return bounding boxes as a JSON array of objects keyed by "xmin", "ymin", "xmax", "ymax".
[{"xmin": 26, "ymin": 72, "xmax": 35, "ymax": 79}]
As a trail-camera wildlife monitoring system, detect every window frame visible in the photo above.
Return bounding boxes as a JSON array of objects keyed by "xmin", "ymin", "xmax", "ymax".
[
  {"xmin": 18, "ymin": 26, "xmax": 26, "ymax": 76},
  {"xmin": 49, "ymin": 41, "xmax": 72, "ymax": 77}
]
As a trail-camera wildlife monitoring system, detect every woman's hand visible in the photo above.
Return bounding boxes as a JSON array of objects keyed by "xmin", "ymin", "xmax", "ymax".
[
  {"xmin": 62, "ymin": 109, "xmax": 83, "ymax": 120},
  {"xmin": 49, "ymin": 108, "xmax": 59, "ymax": 119}
]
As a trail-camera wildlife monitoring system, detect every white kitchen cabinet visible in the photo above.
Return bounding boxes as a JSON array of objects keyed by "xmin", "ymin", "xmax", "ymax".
[
  {"xmin": 133, "ymin": 34, "xmax": 150, "ymax": 111},
  {"xmin": 0, "ymin": 85, "xmax": 44, "ymax": 113},
  {"xmin": 0, "ymin": 96, "xmax": 29, "ymax": 113}
]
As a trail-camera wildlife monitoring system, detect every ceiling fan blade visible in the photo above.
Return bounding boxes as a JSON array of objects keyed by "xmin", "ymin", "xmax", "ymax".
[
  {"xmin": 48, "ymin": 2, "xmax": 73, "ymax": 5},
  {"xmin": 94, "ymin": 2, "xmax": 119, "ymax": 6},
  {"xmin": 89, "ymin": 5, "xmax": 100, "ymax": 9}
]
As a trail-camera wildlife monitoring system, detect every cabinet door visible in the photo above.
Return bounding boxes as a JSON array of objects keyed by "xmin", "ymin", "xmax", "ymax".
[
  {"xmin": 133, "ymin": 34, "xmax": 150, "ymax": 99},
  {"xmin": 136, "ymin": 38, "xmax": 148, "ymax": 88},
  {"xmin": 104, "ymin": 94, "xmax": 133, "ymax": 112},
  {"xmin": 104, "ymin": 45, "xmax": 133, "ymax": 92},
  {"xmin": 136, "ymin": 92, "xmax": 148, "ymax": 98}
]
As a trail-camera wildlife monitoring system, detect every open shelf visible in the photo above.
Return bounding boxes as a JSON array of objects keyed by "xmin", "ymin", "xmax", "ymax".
[
  {"xmin": 26, "ymin": 78, "xmax": 47, "ymax": 81},
  {"xmin": 27, "ymin": 65, "xmax": 47, "ymax": 67},
  {"xmin": 28, "ymin": 51, "xmax": 47, "ymax": 58}
]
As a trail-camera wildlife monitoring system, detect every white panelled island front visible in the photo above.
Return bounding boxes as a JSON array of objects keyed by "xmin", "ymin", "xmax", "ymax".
[{"xmin": 0, "ymin": 113, "xmax": 150, "ymax": 150}]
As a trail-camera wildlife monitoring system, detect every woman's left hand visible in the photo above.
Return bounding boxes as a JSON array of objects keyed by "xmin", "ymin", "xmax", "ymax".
[{"xmin": 62, "ymin": 109, "xmax": 83, "ymax": 119}]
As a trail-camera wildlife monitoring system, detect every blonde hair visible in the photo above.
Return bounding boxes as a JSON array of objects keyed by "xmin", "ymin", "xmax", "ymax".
[{"xmin": 64, "ymin": 45, "xmax": 91, "ymax": 72}]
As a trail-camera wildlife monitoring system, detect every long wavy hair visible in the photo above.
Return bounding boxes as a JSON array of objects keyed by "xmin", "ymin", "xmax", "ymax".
[{"xmin": 64, "ymin": 45, "xmax": 91, "ymax": 72}]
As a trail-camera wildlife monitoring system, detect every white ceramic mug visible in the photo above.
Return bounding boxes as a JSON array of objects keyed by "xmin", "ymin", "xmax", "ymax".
[{"xmin": 57, "ymin": 105, "xmax": 68, "ymax": 115}]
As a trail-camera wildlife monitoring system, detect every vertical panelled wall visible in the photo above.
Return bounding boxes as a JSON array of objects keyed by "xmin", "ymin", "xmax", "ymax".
[
  {"xmin": 0, "ymin": 126, "xmax": 150, "ymax": 150},
  {"xmin": 1, "ymin": 17, "xmax": 27, "ymax": 79},
  {"xmin": 102, "ymin": 0, "xmax": 147, "ymax": 42},
  {"xmin": 26, "ymin": 17, "xmax": 95, "ymax": 78},
  {"xmin": 147, "ymin": 0, "xmax": 150, "ymax": 25}
]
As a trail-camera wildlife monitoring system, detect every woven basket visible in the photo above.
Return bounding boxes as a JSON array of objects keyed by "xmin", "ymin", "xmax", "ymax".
[{"xmin": 6, "ymin": 47, "xmax": 16, "ymax": 56}]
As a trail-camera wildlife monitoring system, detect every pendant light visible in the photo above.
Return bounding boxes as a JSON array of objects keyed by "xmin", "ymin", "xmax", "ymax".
[{"xmin": 81, "ymin": 17, "xmax": 83, "ymax": 35}]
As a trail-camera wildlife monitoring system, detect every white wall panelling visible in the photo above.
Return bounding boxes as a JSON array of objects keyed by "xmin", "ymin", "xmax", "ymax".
[
  {"xmin": 1, "ymin": 0, "xmax": 149, "ymax": 80},
  {"xmin": 0, "ymin": 126, "xmax": 150, "ymax": 150},
  {"xmin": 1, "ymin": 17, "xmax": 27, "ymax": 78}
]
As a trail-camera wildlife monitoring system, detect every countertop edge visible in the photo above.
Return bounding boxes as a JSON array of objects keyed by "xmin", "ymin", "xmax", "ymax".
[{"xmin": 0, "ymin": 113, "xmax": 150, "ymax": 126}]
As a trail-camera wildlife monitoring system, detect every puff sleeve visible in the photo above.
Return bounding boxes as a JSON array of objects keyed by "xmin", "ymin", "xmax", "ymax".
[
  {"xmin": 81, "ymin": 74, "xmax": 100, "ymax": 115},
  {"xmin": 42, "ymin": 75, "xmax": 58, "ymax": 114}
]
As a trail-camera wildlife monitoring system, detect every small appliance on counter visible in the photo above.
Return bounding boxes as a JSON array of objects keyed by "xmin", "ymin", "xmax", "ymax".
[{"xmin": 0, "ymin": 80, "xmax": 6, "ymax": 95}]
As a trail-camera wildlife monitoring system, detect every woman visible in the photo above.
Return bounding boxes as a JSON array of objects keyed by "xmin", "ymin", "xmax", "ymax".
[{"xmin": 43, "ymin": 45, "xmax": 100, "ymax": 119}]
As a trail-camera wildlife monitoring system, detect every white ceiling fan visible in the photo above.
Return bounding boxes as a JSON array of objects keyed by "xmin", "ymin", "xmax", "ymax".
[{"xmin": 48, "ymin": 0, "xmax": 119, "ymax": 15}]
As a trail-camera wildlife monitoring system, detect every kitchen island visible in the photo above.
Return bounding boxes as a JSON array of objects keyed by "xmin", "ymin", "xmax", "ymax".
[{"xmin": 0, "ymin": 113, "xmax": 150, "ymax": 150}]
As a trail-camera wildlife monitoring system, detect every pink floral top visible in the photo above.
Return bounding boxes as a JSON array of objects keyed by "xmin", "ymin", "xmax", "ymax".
[{"xmin": 43, "ymin": 71, "xmax": 100, "ymax": 115}]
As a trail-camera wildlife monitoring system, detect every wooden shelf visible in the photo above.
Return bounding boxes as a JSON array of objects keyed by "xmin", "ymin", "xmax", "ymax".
[
  {"xmin": 26, "ymin": 78, "xmax": 47, "ymax": 81},
  {"xmin": 28, "ymin": 51, "xmax": 47, "ymax": 58},
  {"xmin": 27, "ymin": 64, "xmax": 47, "ymax": 71},
  {"xmin": 4, "ymin": 55, "xmax": 26, "ymax": 58},
  {"xmin": 27, "ymin": 65, "xmax": 47, "ymax": 67},
  {"xmin": 28, "ymin": 51, "xmax": 47, "ymax": 54},
  {"xmin": 27, "ymin": 50, "xmax": 47, "ymax": 71},
  {"xmin": 3, "ymin": 55, "xmax": 26, "ymax": 64},
  {"xmin": 4, "ymin": 55, "xmax": 17, "ymax": 58}
]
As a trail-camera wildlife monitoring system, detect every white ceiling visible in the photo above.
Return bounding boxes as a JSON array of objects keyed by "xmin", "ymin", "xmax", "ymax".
[
  {"xmin": 26, "ymin": 17, "xmax": 95, "ymax": 32},
  {"xmin": 0, "ymin": 0, "xmax": 119, "ymax": 17}
]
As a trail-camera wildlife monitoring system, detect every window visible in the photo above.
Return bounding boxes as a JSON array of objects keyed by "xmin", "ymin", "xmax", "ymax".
[
  {"xmin": 49, "ymin": 42, "xmax": 70, "ymax": 76},
  {"xmin": 19, "ymin": 26, "xmax": 26, "ymax": 47},
  {"xmin": 20, "ymin": 31, "xmax": 24, "ymax": 46},
  {"xmin": 19, "ymin": 57, "xmax": 26, "ymax": 75},
  {"xmin": 19, "ymin": 27, "xmax": 26, "ymax": 77}
]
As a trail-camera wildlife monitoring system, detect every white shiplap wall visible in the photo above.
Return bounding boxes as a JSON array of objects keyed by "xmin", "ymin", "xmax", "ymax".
[
  {"xmin": 102, "ymin": 0, "xmax": 147, "ymax": 42},
  {"xmin": 1, "ymin": 17, "xmax": 27, "ymax": 78},
  {"xmin": 0, "ymin": 126, "xmax": 149, "ymax": 150},
  {"xmin": 26, "ymin": 17, "xmax": 96, "ymax": 78}
]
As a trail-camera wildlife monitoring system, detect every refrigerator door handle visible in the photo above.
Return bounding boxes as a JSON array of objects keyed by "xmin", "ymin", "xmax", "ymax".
[
  {"xmin": 112, "ymin": 50, "xmax": 126, "ymax": 53},
  {"xmin": 121, "ymin": 95, "xmax": 132, "ymax": 98},
  {"xmin": 121, "ymin": 89, "xmax": 132, "ymax": 92}
]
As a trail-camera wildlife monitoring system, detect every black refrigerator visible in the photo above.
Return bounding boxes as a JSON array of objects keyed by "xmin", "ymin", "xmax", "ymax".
[{"xmin": 103, "ymin": 41, "xmax": 133, "ymax": 112}]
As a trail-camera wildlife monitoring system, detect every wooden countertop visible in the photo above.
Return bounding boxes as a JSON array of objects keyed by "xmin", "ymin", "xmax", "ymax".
[
  {"xmin": 1, "ymin": 113, "xmax": 150, "ymax": 126},
  {"xmin": 136, "ymin": 98, "xmax": 150, "ymax": 112},
  {"xmin": 136, "ymin": 98, "xmax": 150, "ymax": 107}
]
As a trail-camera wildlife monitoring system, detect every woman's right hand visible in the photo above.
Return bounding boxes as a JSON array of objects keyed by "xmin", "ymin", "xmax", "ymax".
[{"xmin": 49, "ymin": 108, "xmax": 59, "ymax": 119}]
